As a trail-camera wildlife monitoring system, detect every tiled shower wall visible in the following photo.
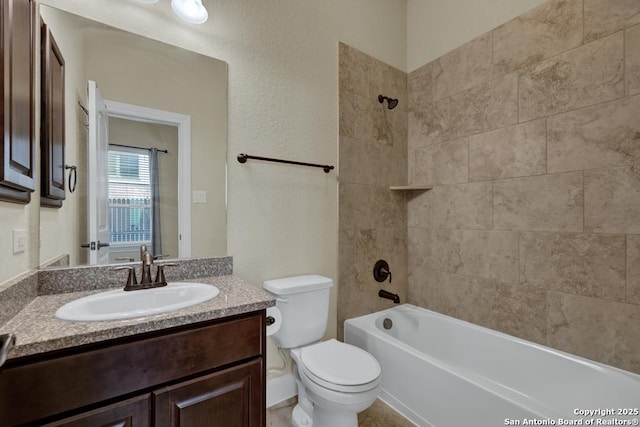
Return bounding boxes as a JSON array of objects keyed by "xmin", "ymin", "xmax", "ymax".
[
  {"xmin": 337, "ymin": 43, "xmax": 408, "ymax": 338},
  {"xmin": 407, "ymin": 0, "xmax": 640, "ymax": 373}
]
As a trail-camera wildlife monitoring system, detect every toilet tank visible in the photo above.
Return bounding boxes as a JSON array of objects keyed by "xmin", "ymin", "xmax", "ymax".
[{"xmin": 263, "ymin": 275, "xmax": 333, "ymax": 349}]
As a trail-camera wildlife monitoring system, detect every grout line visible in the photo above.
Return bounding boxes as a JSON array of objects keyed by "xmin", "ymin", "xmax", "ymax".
[
  {"xmin": 582, "ymin": 0, "xmax": 585, "ymax": 44},
  {"xmin": 491, "ymin": 180, "xmax": 495, "ymax": 230},
  {"xmin": 582, "ymin": 170, "xmax": 586, "ymax": 233},
  {"xmin": 623, "ymin": 26, "xmax": 627, "ymax": 96},
  {"xmin": 624, "ymin": 235, "xmax": 628, "ymax": 301},
  {"xmin": 544, "ymin": 117, "xmax": 548, "ymax": 174},
  {"xmin": 517, "ymin": 231, "xmax": 520, "ymax": 284}
]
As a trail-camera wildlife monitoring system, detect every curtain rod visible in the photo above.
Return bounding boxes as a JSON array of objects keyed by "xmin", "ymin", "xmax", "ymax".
[{"xmin": 110, "ymin": 143, "xmax": 168, "ymax": 154}]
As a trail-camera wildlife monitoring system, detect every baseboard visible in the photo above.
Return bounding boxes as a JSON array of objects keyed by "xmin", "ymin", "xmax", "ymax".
[{"xmin": 266, "ymin": 373, "xmax": 297, "ymax": 408}]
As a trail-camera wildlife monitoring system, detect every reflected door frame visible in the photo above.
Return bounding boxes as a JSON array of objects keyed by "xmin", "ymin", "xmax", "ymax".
[{"xmin": 102, "ymin": 100, "xmax": 192, "ymax": 259}]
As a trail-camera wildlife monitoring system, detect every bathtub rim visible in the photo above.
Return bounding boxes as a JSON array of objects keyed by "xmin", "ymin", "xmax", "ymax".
[{"xmin": 345, "ymin": 303, "xmax": 640, "ymax": 383}]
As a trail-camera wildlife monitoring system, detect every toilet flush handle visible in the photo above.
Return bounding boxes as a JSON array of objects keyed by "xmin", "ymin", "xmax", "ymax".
[{"xmin": 276, "ymin": 297, "xmax": 288, "ymax": 304}]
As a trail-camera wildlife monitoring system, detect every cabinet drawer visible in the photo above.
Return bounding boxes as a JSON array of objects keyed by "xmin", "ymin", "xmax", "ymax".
[
  {"xmin": 0, "ymin": 313, "xmax": 263, "ymax": 426},
  {"xmin": 42, "ymin": 394, "xmax": 150, "ymax": 427}
]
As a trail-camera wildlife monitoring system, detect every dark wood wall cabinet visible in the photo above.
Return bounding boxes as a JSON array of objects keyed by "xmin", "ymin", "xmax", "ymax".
[
  {"xmin": 0, "ymin": 311, "xmax": 267, "ymax": 427},
  {"xmin": 40, "ymin": 19, "xmax": 66, "ymax": 208},
  {"xmin": 0, "ymin": 0, "xmax": 35, "ymax": 204}
]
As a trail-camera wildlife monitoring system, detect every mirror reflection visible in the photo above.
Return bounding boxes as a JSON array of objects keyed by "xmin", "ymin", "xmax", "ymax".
[{"xmin": 38, "ymin": 6, "xmax": 228, "ymax": 268}]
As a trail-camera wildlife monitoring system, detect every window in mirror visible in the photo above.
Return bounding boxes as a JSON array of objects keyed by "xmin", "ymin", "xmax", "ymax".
[{"xmin": 108, "ymin": 147, "xmax": 152, "ymax": 247}]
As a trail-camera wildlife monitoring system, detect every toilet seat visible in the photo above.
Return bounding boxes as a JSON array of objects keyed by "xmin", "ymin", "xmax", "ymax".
[{"xmin": 299, "ymin": 339, "xmax": 381, "ymax": 393}]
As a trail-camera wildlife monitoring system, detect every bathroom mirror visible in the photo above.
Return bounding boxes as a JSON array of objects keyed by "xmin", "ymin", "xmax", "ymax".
[{"xmin": 37, "ymin": 5, "xmax": 228, "ymax": 268}]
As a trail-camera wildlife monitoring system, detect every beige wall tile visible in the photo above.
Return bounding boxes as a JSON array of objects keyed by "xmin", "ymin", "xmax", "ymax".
[
  {"xmin": 408, "ymin": 61, "xmax": 439, "ymax": 110},
  {"xmin": 338, "ymin": 274, "xmax": 380, "ymax": 335},
  {"xmin": 345, "ymin": 228, "xmax": 407, "ymax": 292},
  {"xmin": 369, "ymin": 59, "xmax": 408, "ymax": 112},
  {"xmin": 339, "ymin": 138, "xmax": 406, "ymax": 186},
  {"xmin": 519, "ymin": 32, "xmax": 625, "ymax": 122},
  {"xmin": 408, "ymin": 228, "xmax": 519, "ymax": 283},
  {"xmin": 519, "ymin": 232, "xmax": 626, "ymax": 300},
  {"xmin": 339, "ymin": 42, "xmax": 370, "ymax": 97},
  {"xmin": 548, "ymin": 292, "xmax": 640, "ymax": 373},
  {"xmin": 492, "ymin": 283, "xmax": 547, "ymax": 344},
  {"xmin": 339, "ymin": 228, "xmax": 358, "ymax": 278},
  {"xmin": 493, "ymin": 0, "xmax": 583, "ymax": 74},
  {"xmin": 414, "ymin": 137, "xmax": 468, "ymax": 186},
  {"xmin": 547, "ymin": 95, "xmax": 640, "ymax": 173},
  {"xmin": 408, "ymin": 98, "xmax": 450, "ymax": 149},
  {"xmin": 469, "ymin": 119, "xmax": 546, "ymax": 181},
  {"xmin": 494, "ymin": 172, "xmax": 584, "ymax": 232},
  {"xmin": 585, "ymin": 0, "xmax": 640, "ymax": 42},
  {"xmin": 371, "ymin": 186, "xmax": 407, "ymax": 230},
  {"xmin": 407, "ymin": 268, "xmax": 547, "ymax": 344},
  {"xmin": 450, "ymin": 73, "xmax": 519, "ymax": 137},
  {"xmin": 407, "ymin": 182, "xmax": 492, "ymax": 229},
  {"xmin": 585, "ymin": 167, "xmax": 640, "ymax": 234},
  {"xmin": 627, "ymin": 235, "xmax": 640, "ymax": 305},
  {"xmin": 626, "ymin": 24, "xmax": 640, "ymax": 96},
  {"xmin": 432, "ymin": 32, "xmax": 493, "ymax": 101},
  {"xmin": 339, "ymin": 93, "xmax": 373, "ymax": 140},
  {"xmin": 339, "ymin": 183, "xmax": 374, "ymax": 230},
  {"xmin": 339, "ymin": 183, "xmax": 407, "ymax": 230}
]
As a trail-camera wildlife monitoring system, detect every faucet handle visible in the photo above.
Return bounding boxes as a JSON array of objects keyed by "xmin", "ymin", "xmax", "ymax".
[
  {"xmin": 154, "ymin": 263, "xmax": 177, "ymax": 287},
  {"xmin": 114, "ymin": 266, "xmax": 138, "ymax": 290}
]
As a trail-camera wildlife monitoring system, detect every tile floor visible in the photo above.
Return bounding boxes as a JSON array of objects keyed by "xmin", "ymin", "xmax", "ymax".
[{"xmin": 267, "ymin": 397, "xmax": 415, "ymax": 427}]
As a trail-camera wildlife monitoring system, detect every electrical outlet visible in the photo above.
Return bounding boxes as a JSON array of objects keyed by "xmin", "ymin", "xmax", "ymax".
[
  {"xmin": 192, "ymin": 190, "xmax": 207, "ymax": 204},
  {"xmin": 13, "ymin": 229, "xmax": 27, "ymax": 254}
]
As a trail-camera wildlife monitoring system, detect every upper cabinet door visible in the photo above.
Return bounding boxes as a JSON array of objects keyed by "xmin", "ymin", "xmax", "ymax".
[
  {"xmin": 0, "ymin": 0, "xmax": 35, "ymax": 203},
  {"xmin": 40, "ymin": 20, "xmax": 66, "ymax": 207}
]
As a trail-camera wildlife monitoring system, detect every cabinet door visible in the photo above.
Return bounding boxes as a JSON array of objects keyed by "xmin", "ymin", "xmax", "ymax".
[
  {"xmin": 0, "ymin": 0, "xmax": 35, "ymax": 203},
  {"xmin": 154, "ymin": 359, "xmax": 264, "ymax": 427},
  {"xmin": 40, "ymin": 20, "xmax": 66, "ymax": 207},
  {"xmin": 42, "ymin": 394, "xmax": 150, "ymax": 427}
]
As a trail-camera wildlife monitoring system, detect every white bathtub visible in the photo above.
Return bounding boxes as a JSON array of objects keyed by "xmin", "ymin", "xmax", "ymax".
[{"xmin": 345, "ymin": 304, "xmax": 640, "ymax": 427}]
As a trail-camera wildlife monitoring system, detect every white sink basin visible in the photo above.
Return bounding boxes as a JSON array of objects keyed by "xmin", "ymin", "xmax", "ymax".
[{"xmin": 55, "ymin": 282, "xmax": 220, "ymax": 322}]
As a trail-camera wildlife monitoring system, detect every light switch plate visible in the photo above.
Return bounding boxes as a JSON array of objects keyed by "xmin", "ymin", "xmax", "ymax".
[
  {"xmin": 192, "ymin": 190, "xmax": 207, "ymax": 204},
  {"xmin": 13, "ymin": 229, "xmax": 27, "ymax": 254}
]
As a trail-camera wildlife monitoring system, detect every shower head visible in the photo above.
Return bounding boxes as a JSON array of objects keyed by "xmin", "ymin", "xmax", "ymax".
[{"xmin": 378, "ymin": 94, "xmax": 399, "ymax": 110}]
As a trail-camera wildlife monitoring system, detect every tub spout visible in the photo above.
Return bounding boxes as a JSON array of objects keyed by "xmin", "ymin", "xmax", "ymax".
[{"xmin": 379, "ymin": 289, "xmax": 400, "ymax": 304}]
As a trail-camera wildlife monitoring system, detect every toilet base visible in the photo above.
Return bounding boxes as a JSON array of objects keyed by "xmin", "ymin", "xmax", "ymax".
[{"xmin": 292, "ymin": 403, "xmax": 313, "ymax": 427}]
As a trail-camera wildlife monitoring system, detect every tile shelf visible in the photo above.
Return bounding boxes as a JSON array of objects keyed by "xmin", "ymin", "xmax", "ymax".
[{"xmin": 388, "ymin": 185, "xmax": 433, "ymax": 191}]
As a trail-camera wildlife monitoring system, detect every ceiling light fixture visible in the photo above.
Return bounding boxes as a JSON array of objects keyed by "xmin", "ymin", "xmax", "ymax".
[
  {"xmin": 137, "ymin": 0, "xmax": 208, "ymax": 24},
  {"xmin": 171, "ymin": 0, "xmax": 208, "ymax": 24}
]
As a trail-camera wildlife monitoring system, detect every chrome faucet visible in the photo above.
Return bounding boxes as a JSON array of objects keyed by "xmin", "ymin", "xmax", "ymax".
[{"xmin": 115, "ymin": 245, "xmax": 176, "ymax": 291}]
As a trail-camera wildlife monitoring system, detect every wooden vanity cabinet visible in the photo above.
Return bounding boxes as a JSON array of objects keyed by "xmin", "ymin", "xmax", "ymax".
[{"xmin": 0, "ymin": 311, "xmax": 266, "ymax": 427}]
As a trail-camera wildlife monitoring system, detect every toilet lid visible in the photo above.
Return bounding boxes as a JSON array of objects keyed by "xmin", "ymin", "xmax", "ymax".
[{"xmin": 300, "ymin": 339, "xmax": 381, "ymax": 387}]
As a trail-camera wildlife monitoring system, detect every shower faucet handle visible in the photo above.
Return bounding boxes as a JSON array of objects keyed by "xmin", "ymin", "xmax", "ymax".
[{"xmin": 373, "ymin": 260, "xmax": 392, "ymax": 283}]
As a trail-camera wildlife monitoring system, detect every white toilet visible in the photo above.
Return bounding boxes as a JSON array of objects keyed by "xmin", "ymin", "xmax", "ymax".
[{"xmin": 264, "ymin": 275, "xmax": 381, "ymax": 427}]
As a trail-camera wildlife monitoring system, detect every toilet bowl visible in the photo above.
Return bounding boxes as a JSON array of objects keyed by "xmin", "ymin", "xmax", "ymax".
[
  {"xmin": 263, "ymin": 275, "xmax": 382, "ymax": 427},
  {"xmin": 290, "ymin": 340, "xmax": 381, "ymax": 427}
]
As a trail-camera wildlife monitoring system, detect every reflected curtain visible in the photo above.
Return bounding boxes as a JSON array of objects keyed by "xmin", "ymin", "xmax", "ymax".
[{"xmin": 150, "ymin": 148, "xmax": 162, "ymax": 255}]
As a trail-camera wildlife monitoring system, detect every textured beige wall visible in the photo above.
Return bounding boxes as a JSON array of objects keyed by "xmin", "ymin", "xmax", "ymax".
[
  {"xmin": 29, "ymin": 0, "xmax": 407, "ymax": 377},
  {"xmin": 407, "ymin": 0, "xmax": 640, "ymax": 373},
  {"xmin": 337, "ymin": 43, "xmax": 408, "ymax": 338},
  {"xmin": 407, "ymin": 0, "xmax": 545, "ymax": 71}
]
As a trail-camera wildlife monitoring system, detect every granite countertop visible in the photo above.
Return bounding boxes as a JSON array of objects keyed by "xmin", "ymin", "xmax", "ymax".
[{"xmin": 0, "ymin": 275, "xmax": 275, "ymax": 360}]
